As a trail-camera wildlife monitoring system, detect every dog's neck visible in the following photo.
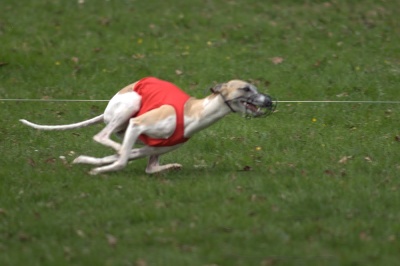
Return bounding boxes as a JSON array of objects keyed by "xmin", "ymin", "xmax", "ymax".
[
  {"xmin": 183, "ymin": 93, "xmax": 233, "ymax": 137},
  {"xmin": 200, "ymin": 93, "xmax": 233, "ymax": 117}
]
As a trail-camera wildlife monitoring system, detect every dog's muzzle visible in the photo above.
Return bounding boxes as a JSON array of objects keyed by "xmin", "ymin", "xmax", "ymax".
[{"xmin": 242, "ymin": 94, "xmax": 277, "ymax": 117}]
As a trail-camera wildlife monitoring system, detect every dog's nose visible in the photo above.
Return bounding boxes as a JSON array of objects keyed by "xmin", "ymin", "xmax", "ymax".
[{"xmin": 262, "ymin": 94, "xmax": 274, "ymax": 109}]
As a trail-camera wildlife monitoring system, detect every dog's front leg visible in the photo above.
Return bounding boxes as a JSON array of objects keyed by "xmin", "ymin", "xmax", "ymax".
[
  {"xmin": 145, "ymin": 154, "xmax": 182, "ymax": 174},
  {"xmin": 73, "ymin": 145, "xmax": 181, "ymax": 166}
]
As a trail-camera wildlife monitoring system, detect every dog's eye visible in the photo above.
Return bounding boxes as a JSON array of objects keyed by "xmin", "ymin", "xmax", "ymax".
[{"xmin": 242, "ymin": 87, "xmax": 251, "ymax": 92}]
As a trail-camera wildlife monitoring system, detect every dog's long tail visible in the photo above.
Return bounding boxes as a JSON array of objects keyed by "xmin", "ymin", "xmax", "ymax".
[{"xmin": 19, "ymin": 114, "xmax": 104, "ymax": 130}]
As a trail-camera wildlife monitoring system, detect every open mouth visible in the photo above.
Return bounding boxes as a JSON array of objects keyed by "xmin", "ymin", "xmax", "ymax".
[
  {"xmin": 241, "ymin": 101, "xmax": 263, "ymax": 116},
  {"xmin": 240, "ymin": 99, "xmax": 277, "ymax": 117},
  {"xmin": 241, "ymin": 101, "xmax": 260, "ymax": 112}
]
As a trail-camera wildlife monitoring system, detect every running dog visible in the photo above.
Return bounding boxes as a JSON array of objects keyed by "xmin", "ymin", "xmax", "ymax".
[{"xmin": 20, "ymin": 77, "xmax": 275, "ymax": 175}]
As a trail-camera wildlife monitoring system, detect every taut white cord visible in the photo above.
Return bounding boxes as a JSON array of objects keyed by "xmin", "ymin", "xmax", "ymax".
[
  {"xmin": 279, "ymin": 100, "xmax": 400, "ymax": 104},
  {"xmin": 1, "ymin": 99, "xmax": 400, "ymax": 104},
  {"xmin": 0, "ymin": 99, "xmax": 108, "ymax": 102}
]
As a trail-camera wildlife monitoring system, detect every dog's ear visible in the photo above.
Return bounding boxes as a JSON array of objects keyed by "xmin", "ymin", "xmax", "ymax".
[{"xmin": 210, "ymin": 83, "xmax": 225, "ymax": 94}]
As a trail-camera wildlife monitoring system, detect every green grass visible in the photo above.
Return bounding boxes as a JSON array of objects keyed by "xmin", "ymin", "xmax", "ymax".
[{"xmin": 1, "ymin": 0, "xmax": 400, "ymax": 265}]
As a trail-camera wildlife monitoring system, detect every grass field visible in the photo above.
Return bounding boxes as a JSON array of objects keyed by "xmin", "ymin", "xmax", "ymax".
[{"xmin": 1, "ymin": 0, "xmax": 400, "ymax": 265}]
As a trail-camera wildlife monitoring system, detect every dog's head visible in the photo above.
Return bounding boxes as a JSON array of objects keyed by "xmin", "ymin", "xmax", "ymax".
[{"xmin": 210, "ymin": 80, "xmax": 276, "ymax": 117}]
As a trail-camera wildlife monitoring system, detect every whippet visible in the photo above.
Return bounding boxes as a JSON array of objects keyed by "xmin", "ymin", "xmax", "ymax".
[{"xmin": 20, "ymin": 77, "xmax": 276, "ymax": 175}]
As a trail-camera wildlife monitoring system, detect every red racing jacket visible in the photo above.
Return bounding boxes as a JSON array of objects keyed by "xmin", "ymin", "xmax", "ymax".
[{"xmin": 132, "ymin": 77, "xmax": 191, "ymax": 147}]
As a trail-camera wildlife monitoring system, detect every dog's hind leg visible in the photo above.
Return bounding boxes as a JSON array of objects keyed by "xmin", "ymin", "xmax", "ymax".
[
  {"xmin": 88, "ymin": 118, "xmax": 143, "ymax": 174},
  {"xmin": 92, "ymin": 119, "xmax": 127, "ymax": 151},
  {"xmin": 92, "ymin": 91, "xmax": 141, "ymax": 151},
  {"xmin": 88, "ymin": 105, "xmax": 178, "ymax": 175}
]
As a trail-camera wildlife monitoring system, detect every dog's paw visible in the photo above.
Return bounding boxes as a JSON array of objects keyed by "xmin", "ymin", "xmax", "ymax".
[
  {"xmin": 169, "ymin": 163, "xmax": 182, "ymax": 171},
  {"xmin": 73, "ymin": 155, "xmax": 105, "ymax": 165},
  {"xmin": 73, "ymin": 155, "xmax": 113, "ymax": 166},
  {"xmin": 72, "ymin": 156, "xmax": 89, "ymax": 164},
  {"xmin": 89, "ymin": 168, "xmax": 100, "ymax": 175},
  {"xmin": 146, "ymin": 163, "xmax": 182, "ymax": 174}
]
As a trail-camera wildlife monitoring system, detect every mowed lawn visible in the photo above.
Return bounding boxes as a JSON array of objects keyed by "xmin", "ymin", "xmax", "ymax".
[{"xmin": 1, "ymin": 0, "xmax": 400, "ymax": 265}]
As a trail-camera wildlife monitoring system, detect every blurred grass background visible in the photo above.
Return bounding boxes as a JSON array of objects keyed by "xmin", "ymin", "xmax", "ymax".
[{"xmin": 1, "ymin": 0, "xmax": 400, "ymax": 265}]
